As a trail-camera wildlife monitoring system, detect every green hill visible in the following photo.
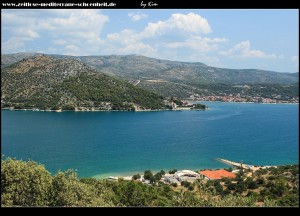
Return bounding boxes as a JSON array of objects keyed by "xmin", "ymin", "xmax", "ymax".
[
  {"xmin": 2, "ymin": 53, "xmax": 298, "ymax": 99},
  {"xmin": 1, "ymin": 55, "xmax": 165, "ymax": 111}
]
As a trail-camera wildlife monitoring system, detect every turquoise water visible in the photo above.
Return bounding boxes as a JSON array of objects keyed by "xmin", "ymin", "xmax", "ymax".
[{"xmin": 1, "ymin": 102, "xmax": 299, "ymax": 178}]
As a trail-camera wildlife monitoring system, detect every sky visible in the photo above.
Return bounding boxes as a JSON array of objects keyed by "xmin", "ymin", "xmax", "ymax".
[{"xmin": 1, "ymin": 9, "xmax": 299, "ymax": 72}]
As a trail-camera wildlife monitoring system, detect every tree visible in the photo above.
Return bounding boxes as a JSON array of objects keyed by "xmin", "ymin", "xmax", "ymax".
[
  {"xmin": 245, "ymin": 177, "xmax": 258, "ymax": 189},
  {"xmin": 256, "ymin": 177, "xmax": 265, "ymax": 185},
  {"xmin": 154, "ymin": 172, "xmax": 162, "ymax": 181},
  {"xmin": 169, "ymin": 169, "xmax": 177, "ymax": 174},
  {"xmin": 132, "ymin": 174, "xmax": 141, "ymax": 180},
  {"xmin": 227, "ymin": 183, "xmax": 236, "ymax": 190},
  {"xmin": 224, "ymin": 167, "xmax": 233, "ymax": 172},
  {"xmin": 215, "ymin": 183, "xmax": 223, "ymax": 194},
  {"xmin": 236, "ymin": 181, "xmax": 247, "ymax": 193},
  {"xmin": 1, "ymin": 158, "xmax": 52, "ymax": 206},
  {"xmin": 50, "ymin": 170, "xmax": 108, "ymax": 206},
  {"xmin": 221, "ymin": 189, "xmax": 231, "ymax": 196},
  {"xmin": 144, "ymin": 170, "xmax": 155, "ymax": 183},
  {"xmin": 171, "ymin": 183, "xmax": 178, "ymax": 187}
]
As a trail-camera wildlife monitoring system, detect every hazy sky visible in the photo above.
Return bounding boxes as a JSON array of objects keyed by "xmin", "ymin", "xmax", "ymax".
[{"xmin": 2, "ymin": 9, "xmax": 298, "ymax": 72}]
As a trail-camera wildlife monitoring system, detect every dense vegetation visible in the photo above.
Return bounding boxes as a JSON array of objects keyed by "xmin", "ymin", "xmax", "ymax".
[
  {"xmin": 192, "ymin": 104, "xmax": 206, "ymax": 110},
  {"xmin": 1, "ymin": 55, "xmax": 165, "ymax": 110},
  {"xmin": 140, "ymin": 81, "xmax": 299, "ymax": 100},
  {"xmin": 2, "ymin": 158, "xmax": 298, "ymax": 207},
  {"xmin": 2, "ymin": 53, "xmax": 298, "ymax": 101},
  {"xmin": 2, "ymin": 53, "xmax": 298, "ymax": 85}
]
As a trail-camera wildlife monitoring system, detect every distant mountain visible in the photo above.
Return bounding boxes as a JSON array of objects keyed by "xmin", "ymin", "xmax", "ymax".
[
  {"xmin": 2, "ymin": 53, "xmax": 298, "ymax": 85},
  {"xmin": 1, "ymin": 55, "xmax": 165, "ymax": 110},
  {"xmin": 2, "ymin": 53, "xmax": 298, "ymax": 98}
]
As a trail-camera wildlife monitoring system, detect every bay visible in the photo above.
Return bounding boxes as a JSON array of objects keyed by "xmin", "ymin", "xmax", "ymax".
[{"xmin": 1, "ymin": 102, "xmax": 298, "ymax": 178}]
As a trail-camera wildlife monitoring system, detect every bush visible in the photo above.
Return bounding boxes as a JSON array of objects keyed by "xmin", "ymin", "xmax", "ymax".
[
  {"xmin": 144, "ymin": 170, "xmax": 155, "ymax": 183},
  {"xmin": 169, "ymin": 169, "xmax": 177, "ymax": 174},
  {"xmin": 61, "ymin": 105, "xmax": 75, "ymax": 110},
  {"xmin": 245, "ymin": 177, "xmax": 258, "ymax": 189},
  {"xmin": 215, "ymin": 184, "xmax": 223, "ymax": 193},
  {"xmin": 222, "ymin": 189, "xmax": 231, "ymax": 196},
  {"xmin": 132, "ymin": 174, "xmax": 141, "ymax": 180},
  {"xmin": 51, "ymin": 170, "xmax": 108, "ymax": 206},
  {"xmin": 181, "ymin": 181, "xmax": 192, "ymax": 188},
  {"xmin": 154, "ymin": 172, "xmax": 163, "ymax": 181},
  {"xmin": 1, "ymin": 158, "xmax": 52, "ymax": 206},
  {"xmin": 171, "ymin": 183, "xmax": 178, "ymax": 187},
  {"xmin": 268, "ymin": 176, "xmax": 275, "ymax": 181},
  {"xmin": 160, "ymin": 170, "xmax": 165, "ymax": 175},
  {"xmin": 188, "ymin": 185, "xmax": 194, "ymax": 191},
  {"xmin": 224, "ymin": 167, "xmax": 233, "ymax": 172},
  {"xmin": 256, "ymin": 177, "xmax": 265, "ymax": 185},
  {"xmin": 227, "ymin": 183, "xmax": 236, "ymax": 190}
]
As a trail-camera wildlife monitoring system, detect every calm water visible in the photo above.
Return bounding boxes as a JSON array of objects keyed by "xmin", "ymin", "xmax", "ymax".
[{"xmin": 1, "ymin": 102, "xmax": 299, "ymax": 178}]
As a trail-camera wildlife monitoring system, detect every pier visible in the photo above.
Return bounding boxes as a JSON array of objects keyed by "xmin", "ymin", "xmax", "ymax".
[
  {"xmin": 217, "ymin": 158, "xmax": 260, "ymax": 171},
  {"xmin": 217, "ymin": 158, "xmax": 277, "ymax": 171}
]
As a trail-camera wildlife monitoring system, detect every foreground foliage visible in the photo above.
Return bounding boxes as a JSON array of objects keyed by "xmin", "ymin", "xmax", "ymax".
[{"xmin": 1, "ymin": 158, "xmax": 298, "ymax": 207}]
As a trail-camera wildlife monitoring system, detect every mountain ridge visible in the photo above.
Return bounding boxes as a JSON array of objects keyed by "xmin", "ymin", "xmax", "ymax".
[
  {"xmin": 1, "ymin": 55, "xmax": 166, "ymax": 111},
  {"xmin": 2, "ymin": 53, "xmax": 298, "ymax": 83},
  {"xmin": 2, "ymin": 52, "xmax": 298, "ymax": 100}
]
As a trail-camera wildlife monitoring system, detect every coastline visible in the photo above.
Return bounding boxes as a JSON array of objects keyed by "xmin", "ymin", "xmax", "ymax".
[
  {"xmin": 1, "ymin": 100, "xmax": 298, "ymax": 112},
  {"xmin": 196, "ymin": 100, "xmax": 299, "ymax": 105},
  {"xmin": 0, "ymin": 107, "xmax": 208, "ymax": 112},
  {"xmin": 89, "ymin": 162, "xmax": 296, "ymax": 180}
]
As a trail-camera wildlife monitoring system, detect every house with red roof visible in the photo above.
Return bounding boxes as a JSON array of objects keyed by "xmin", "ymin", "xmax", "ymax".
[{"xmin": 199, "ymin": 169, "xmax": 236, "ymax": 180}]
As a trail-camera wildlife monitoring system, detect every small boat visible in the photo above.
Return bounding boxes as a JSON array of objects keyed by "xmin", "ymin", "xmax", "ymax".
[{"xmin": 108, "ymin": 176, "xmax": 118, "ymax": 180}]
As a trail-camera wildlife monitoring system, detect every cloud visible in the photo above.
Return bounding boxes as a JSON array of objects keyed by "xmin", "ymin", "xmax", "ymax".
[
  {"xmin": 141, "ymin": 13, "xmax": 211, "ymax": 38},
  {"xmin": 53, "ymin": 39, "xmax": 67, "ymax": 45},
  {"xmin": 2, "ymin": 37, "xmax": 26, "ymax": 53},
  {"xmin": 291, "ymin": 55, "xmax": 298, "ymax": 62},
  {"xmin": 14, "ymin": 28, "xmax": 39, "ymax": 39},
  {"xmin": 128, "ymin": 12, "xmax": 148, "ymax": 21},
  {"xmin": 219, "ymin": 41, "xmax": 277, "ymax": 59},
  {"xmin": 166, "ymin": 36, "xmax": 227, "ymax": 52},
  {"xmin": 64, "ymin": 44, "xmax": 81, "ymax": 56},
  {"xmin": 2, "ymin": 9, "xmax": 109, "ymax": 55},
  {"xmin": 104, "ymin": 13, "xmax": 215, "ymax": 59},
  {"xmin": 106, "ymin": 29, "xmax": 156, "ymax": 56}
]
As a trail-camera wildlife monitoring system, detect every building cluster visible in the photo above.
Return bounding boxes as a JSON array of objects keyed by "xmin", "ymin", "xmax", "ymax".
[
  {"xmin": 108, "ymin": 169, "xmax": 237, "ymax": 185},
  {"xmin": 189, "ymin": 95, "xmax": 299, "ymax": 104}
]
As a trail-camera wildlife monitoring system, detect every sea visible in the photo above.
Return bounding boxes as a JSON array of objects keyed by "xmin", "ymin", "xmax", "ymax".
[{"xmin": 1, "ymin": 102, "xmax": 299, "ymax": 178}]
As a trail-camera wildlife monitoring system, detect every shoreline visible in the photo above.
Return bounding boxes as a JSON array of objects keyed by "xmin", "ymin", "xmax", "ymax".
[
  {"xmin": 1, "ymin": 100, "xmax": 298, "ymax": 112},
  {"xmin": 196, "ymin": 100, "xmax": 299, "ymax": 105},
  {"xmin": 0, "ymin": 107, "xmax": 208, "ymax": 112},
  {"xmin": 87, "ymin": 159, "xmax": 297, "ymax": 180},
  {"xmin": 89, "ymin": 163, "xmax": 297, "ymax": 180}
]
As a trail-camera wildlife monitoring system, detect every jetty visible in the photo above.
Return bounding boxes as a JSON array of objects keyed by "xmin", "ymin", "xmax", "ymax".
[
  {"xmin": 217, "ymin": 158, "xmax": 278, "ymax": 171},
  {"xmin": 217, "ymin": 158, "xmax": 262, "ymax": 171}
]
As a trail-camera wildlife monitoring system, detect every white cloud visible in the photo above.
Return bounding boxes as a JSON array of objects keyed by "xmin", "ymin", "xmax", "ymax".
[
  {"xmin": 220, "ymin": 41, "xmax": 277, "ymax": 59},
  {"xmin": 2, "ymin": 9, "xmax": 109, "ymax": 55},
  {"xmin": 53, "ymin": 39, "xmax": 67, "ymax": 45},
  {"xmin": 47, "ymin": 47, "xmax": 57, "ymax": 53},
  {"xmin": 2, "ymin": 37, "xmax": 26, "ymax": 53},
  {"xmin": 166, "ymin": 36, "xmax": 227, "ymax": 52},
  {"xmin": 106, "ymin": 29, "xmax": 156, "ymax": 56},
  {"xmin": 104, "ymin": 13, "xmax": 215, "ymax": 58},
  {"xmin": 141, "ymin": 13, "xmax": 211, "ymax": 38},
  {"xmin": 291, "ymin": 55, "xmax": 298, "ymax": 62},
  {"xmin": 14, "ymin": 28, "xmax": 39, "ymax": 39},
  {"xmin": 64, "ymin": 44, "xmax": 81, "ymax": 56},
  {"xmin": 107, "ymin": 29, "xmax": 139, "ymax": 44},
  {"xmin": 128, "ymin": 12, "xmax": 148, "ymax": 21}
]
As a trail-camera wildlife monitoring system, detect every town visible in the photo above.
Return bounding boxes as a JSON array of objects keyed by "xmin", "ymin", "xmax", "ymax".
[{"xmin": 188, "ymin": 94, "xmax": 299, "ymax": 104}]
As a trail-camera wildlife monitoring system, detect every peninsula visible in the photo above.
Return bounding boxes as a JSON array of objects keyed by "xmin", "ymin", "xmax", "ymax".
[{"xmin": 1, "ymin": 55, "xmax": 207, "ymax": 112}]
